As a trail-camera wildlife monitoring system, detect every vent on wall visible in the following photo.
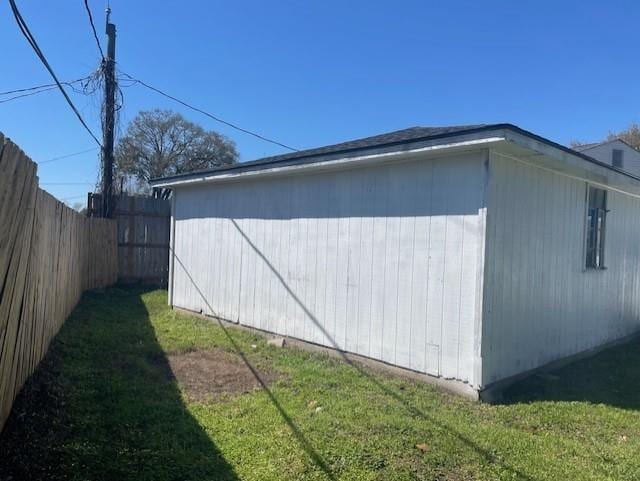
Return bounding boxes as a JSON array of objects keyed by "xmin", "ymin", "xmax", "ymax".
[{"xmin": 612, "ymin": 149, "xmax": 624, "ymax": 168}]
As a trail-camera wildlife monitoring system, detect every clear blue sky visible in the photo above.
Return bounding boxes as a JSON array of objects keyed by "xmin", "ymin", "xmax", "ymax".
[{"xmin": 1, "ymin": 0, "xmax": 638, "ymax": 206}]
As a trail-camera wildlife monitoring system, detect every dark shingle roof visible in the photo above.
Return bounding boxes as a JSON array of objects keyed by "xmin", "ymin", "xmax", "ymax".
[
  {"xmin": 151, "ymin": 123, "xmax": 640, "ymax": 185},
  {"xmin": 152, "ymin": 124, "xmax": 490, "ymax": 184},
  {"xmin": 265, "ymin": 125, "xmax": 487, "ymax": 161}
]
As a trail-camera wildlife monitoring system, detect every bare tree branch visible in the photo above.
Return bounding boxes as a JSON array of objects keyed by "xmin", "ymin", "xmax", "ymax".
[{"xmin": 115, "ymin": 109, "xmax": 239, "ymax": 196}]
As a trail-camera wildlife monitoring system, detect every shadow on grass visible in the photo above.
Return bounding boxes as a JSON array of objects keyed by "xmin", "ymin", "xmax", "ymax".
[
  {"xmin": 0, "ymin": 286, "xmax": 238, "ymax": 481},
  {"xmin": 173, "ymin": 220, "xmax": 540, "ymax": 481},
  {"xmin": 172, "ymin": 254, "xmax": 339, "ymax": 480},
  {"xmin": 501, "ymin": 338, "xmax": 640, "ymax": 410}
]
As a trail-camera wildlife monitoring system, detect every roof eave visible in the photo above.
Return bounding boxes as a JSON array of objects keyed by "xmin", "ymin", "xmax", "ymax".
[
  {"xmin": 497, "ymin": 129, "xmax": 640, "ymax": 196},
  {"xmin": 151, "ymin": 130, "xmax": 509, "ymax": 188},
  {"xmin": 151, "ymin": 124, "xmax": 640, "ymax": 191}
]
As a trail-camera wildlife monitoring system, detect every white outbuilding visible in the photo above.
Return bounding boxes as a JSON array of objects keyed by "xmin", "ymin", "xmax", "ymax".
[{"xmin": 152, "ymin": 124, "xmax": 640, "ymax": 399}]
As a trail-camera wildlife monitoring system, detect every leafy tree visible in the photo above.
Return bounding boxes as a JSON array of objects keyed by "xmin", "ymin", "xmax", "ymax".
[{"xmin": 115, "ymin": 109, "xmax": 238, "ymax": 197}]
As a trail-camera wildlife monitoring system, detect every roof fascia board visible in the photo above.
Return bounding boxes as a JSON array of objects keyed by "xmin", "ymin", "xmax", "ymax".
[
  {"xmin": 502, "ymin": 129, "xmax": 640, "ymax": 195},
  {"xmin": 152, "ymin": 134, "xmax": 506, "ymax": 188}
]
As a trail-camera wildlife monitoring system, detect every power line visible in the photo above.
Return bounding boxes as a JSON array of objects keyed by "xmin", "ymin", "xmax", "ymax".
[
  {"xmin": 0, "ymin": 77, "xmax": 93, "ymax": 105},
  {"xmin": 38, "ymin": 147, "xmax": 99, "ymax": 164},
  {"xmin": 118, "ymin": 71, "xmax": 299, "ymax": 152},
  {"xmin": 8, "ymin": 0, "xmax": 102, "ymax": 146},
  {"xmin": 0, "ymin": 85, "xmax": 57, "ymax": 104},
  {"xmin": 83, "ymin": 0, "xmax": 104, "ymax": 58},
  {"xmin": 0, "ymin": 76, "xmax": 89, "ymax": 96}
]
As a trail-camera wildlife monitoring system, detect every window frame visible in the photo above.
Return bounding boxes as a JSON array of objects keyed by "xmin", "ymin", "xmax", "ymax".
[
  {"xmin": 612, "ymin": 148, "xmax": 624, "ymax": 169},
  {"xmin": 584, "ymin": 184, "xmax": 608, "ymax": 270}
]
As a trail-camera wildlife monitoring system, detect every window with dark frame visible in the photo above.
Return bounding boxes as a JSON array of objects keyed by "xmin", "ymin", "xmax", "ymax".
[
  {"xmin": 585, "ymin": 186, "xmax": 607, "ymax": 269},
  {"xmin": 612, "ymin": 149, "xmax": 624, "ymax": 168}
]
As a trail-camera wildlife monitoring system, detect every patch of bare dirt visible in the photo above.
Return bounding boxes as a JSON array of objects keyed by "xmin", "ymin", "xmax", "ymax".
[{"xmin": 166, "ymin": 349, "xmax": 277, "ymax": 401}]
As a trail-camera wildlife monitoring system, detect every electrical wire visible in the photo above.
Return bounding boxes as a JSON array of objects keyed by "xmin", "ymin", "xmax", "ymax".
[
  {"xmin": 0, "ymin": 85, "xmax": 58, "ymax": 104},
  {"xmin": 0, "ymin": 76, "xmax": 90, "ymax": 96},
  {"xmin": 118, "ymin": 71, "xmax": 299, "ymax": 152},
  {"xmin": 83, "ymin": 0, "xmax": 105, "ymax": 59},
  {"xmin": 8, "ymin": 0, "xmax": 102, "ymax": 146},
  {"xmin": 38, "ymin": 147, "xmax": 99, "ymax": 164},
  {"xmin": 0, "ymin": 77, "xmax": 93, "ymax": 104}
]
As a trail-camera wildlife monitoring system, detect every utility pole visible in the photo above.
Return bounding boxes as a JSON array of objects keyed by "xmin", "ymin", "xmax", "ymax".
[{"xmin": 101, "ymin": 7, "xmax": 116, "ymax": 218}]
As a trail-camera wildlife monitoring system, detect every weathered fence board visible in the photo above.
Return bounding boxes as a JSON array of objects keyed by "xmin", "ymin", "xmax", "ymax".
[
  {"xmin": 115, "ymin": 195, "xmax": 170, "ymax": 286},
  {"xmin": 0, "ymin": 134, "xmax": 117, "ymax": 431},
  {"xmin": 88, "ymin": 193, "xmax": 171, "ymax": 285}
]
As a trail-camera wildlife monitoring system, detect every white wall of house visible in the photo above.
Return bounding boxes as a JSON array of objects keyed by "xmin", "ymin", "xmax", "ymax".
[
  {"xmin": 171, "ymin": 152, "xmax": 488, "ymax": 387},
  {"xmin": 481, "ymin": 150, "xmax": 640, "ymax": 386},
  {"xmin": 580, "ymin": 140, "xmax": 640, "ymax": 177}
]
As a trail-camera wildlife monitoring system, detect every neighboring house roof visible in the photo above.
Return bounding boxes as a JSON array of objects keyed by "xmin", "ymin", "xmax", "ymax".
[
  {"xmin": 576, "ymin": 138, "xmax": 640, "ymax": 154},
  {"xmin": 151, "ymin": 123, "xmax": 640, "ymax": 187},
  {"xmin": 573, "ymin": 142, "xmax": 599, "ymax": 152}
]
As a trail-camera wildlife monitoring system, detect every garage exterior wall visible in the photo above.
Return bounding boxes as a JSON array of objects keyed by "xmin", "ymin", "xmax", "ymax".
[
  {"xmin": 171, "ymin": 152, "xmax": 488, "ymax": 387},
  {"xmin": 481, "ymin": 150, "xmax": 640, "ymax": 386}
]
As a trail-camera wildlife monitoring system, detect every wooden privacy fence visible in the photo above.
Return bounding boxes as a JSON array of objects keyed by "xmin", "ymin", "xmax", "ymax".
[
  {"xmin": 0, "ymin": 134, "xmax": 117, "ymax": 431},
  {"xmin": 89, "ymin": 193, "xmax": 171, "ymax": 286},
  {"xmin": 116, "ymin": 195, "xmax": 171, "ymax": 286}
]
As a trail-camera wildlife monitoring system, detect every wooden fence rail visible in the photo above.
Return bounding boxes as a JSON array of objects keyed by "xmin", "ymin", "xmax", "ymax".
[{"xmin": 0, "ymin": 134, "xmax": 117, "ymax": 431}]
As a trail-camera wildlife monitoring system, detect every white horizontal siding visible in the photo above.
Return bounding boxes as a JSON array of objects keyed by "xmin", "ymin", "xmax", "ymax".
[
  {"xmin": 172, "ymin": 153, "xmax": 487, "ymax": 386},
  {"xmin": 482, "ymin": 151, "xmax": 640, "ymax": 385}
]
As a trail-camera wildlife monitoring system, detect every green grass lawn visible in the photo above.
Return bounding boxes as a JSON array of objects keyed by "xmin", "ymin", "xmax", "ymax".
[{"xmin": 1, "ymin": 287, "xmax": 640, "ymax": 480}]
